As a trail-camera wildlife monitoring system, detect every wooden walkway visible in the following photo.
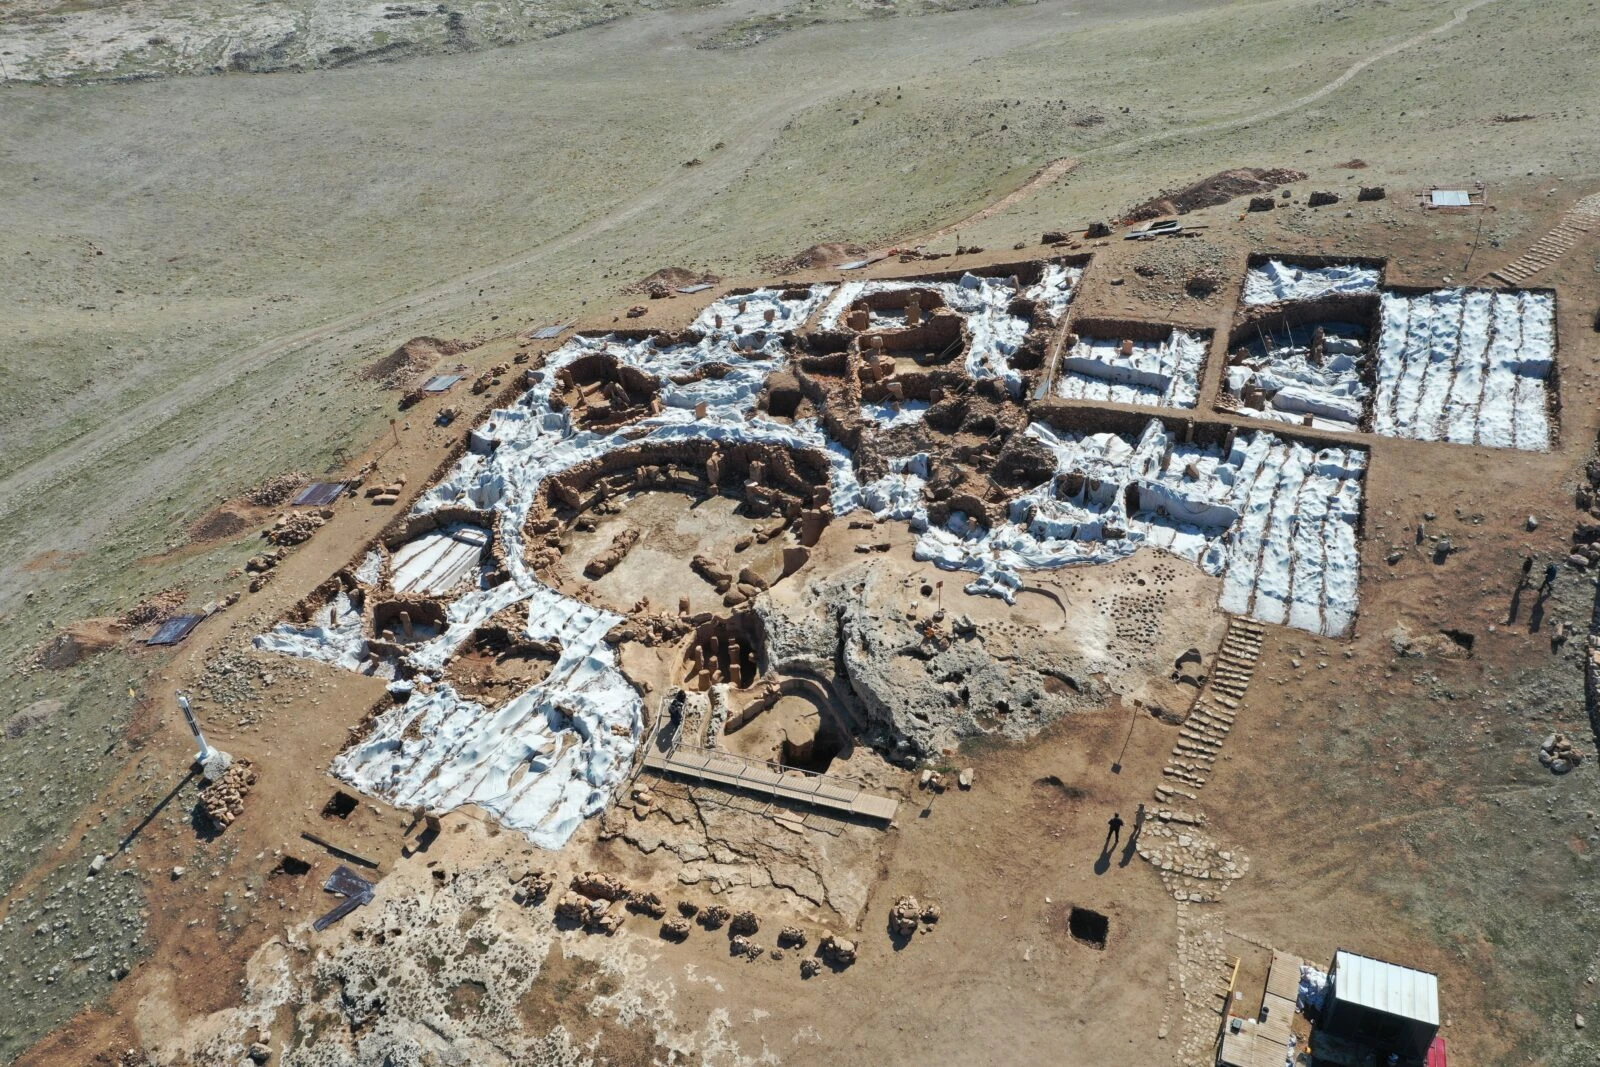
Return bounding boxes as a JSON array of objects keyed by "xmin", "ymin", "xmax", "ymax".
[{"xmin": 642, "ymin": 745, "xmax": 899, "ymax": 825}]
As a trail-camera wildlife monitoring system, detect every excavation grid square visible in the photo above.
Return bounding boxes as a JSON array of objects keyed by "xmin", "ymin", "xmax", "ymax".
[{"xmin": 1374, "ymin": 289, "xmax": 1555, "ymax": 451}]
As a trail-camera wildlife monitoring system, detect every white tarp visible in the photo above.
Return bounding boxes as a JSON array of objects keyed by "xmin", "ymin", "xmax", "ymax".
[
  {"xmin": 390, "ymin": 524, "xmax": 489, "ymax": 595},
  {"xmin": 1055, "ymin": 329, "xmax": 1207, "ymax": 409},
  {"xmin": 261, "ymin": 279, "xmax": 1366, "ymax": 849},
  {"xmin": 1373, "ymin": 288, "xmax": 1553, "ymax": 450},
  {"xmin": 867, "ymin": 419, "xmax": 1365, "ymax": 636},
  {"xmin": 1242, "ymin": 260, "xmax": 1381, "ymax": 305},
  {"xmin": 261, "ymin": 325, "xmax": 864, "ymax": 849},
  {"xmin": 1224, "ymin": 323, "xmax": 1370, "ymax": 432},
  {"xmin": 819, "ymin": 265, "xmax": 1082, "ymax": 398}
]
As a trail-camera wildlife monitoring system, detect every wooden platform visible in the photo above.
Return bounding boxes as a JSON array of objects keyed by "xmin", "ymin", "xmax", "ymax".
[
  {"xmin": 1218, "ymin": 951, "xmax": 1306, "ymax": 1067},
  {"xmin": 642, "ymin": 746, "xmax": 899, "ymax": 824}
]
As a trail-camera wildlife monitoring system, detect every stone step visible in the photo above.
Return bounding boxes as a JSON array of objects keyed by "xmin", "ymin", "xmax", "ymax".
[{"xmin": 1212, "ymin": 694, "xmax": 1240, "ymax": 710}]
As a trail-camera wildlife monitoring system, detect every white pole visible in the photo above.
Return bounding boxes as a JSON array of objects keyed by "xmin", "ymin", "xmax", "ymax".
[{"xmin": 176, "ymin": 692, "xmax": 211, "ymax": 765}]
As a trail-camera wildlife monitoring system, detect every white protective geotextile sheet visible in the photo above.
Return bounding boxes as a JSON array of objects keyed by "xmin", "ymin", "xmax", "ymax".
[
  {"xmin": 1242, "ymin": 260, "xmax": 1381, "ymax": 305},
  {"xmin": 260, "ymin": 280, "xmax": 1366, "ymax": 848},
  {"xmin": 390, "ymin": 524, "xmax": 489, "ymax": 595},
  {"xmin": 1373, "ymin": 288, "xmax": 1554, "ymax": 450},
  {"xmin": 819, "ymin": 265, "xmax": 1081, "ymax": 398},
  {"xmin": 254, "ymin": 593, "xmax": 392, "ymax": 678},
  {"xmin": 1224, "ymin": 324, "xmax": 1369, "ymax": 432},
  {"xmin": 691, "ymin": 285, "xmax": 835, "ymax": 334},
  {"xmin": 260, "ymin": 309, "xmax": 866, "ymax": 849},
  {"xmin": 1055, "ymin": 329, "xmax": 1207, "ymax": 408},
  {"xmin": 893, "ymin": 419, "xmax": 1365, "ymax": 637}
]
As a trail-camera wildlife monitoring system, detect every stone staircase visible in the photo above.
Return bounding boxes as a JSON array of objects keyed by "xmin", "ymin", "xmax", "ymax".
[
  {"xmin": 1488, "ymin": 192, "xmax": 1600, "ymax": 286},
  {"xmin": 1155, "ymin": 617, "xmax": 1263, "ymax": 803}
]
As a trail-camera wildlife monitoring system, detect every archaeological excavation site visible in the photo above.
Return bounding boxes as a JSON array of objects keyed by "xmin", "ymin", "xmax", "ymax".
[{"xmin": 9, "ymin": 159, "xmax": 1600, "ymax": 1067}]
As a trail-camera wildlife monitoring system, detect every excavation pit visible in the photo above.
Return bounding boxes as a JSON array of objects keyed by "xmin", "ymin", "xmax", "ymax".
[
  {"xmin": 321, "ymin": 791, "xmax": 359, "ymax": 820},
  {"xmin": 273, "ymin": 855, "xmax": 312, "ymax": 878},
  {"xmin": 1068, "ymin": 907, "xmax": 1109, "ymax": 950}
]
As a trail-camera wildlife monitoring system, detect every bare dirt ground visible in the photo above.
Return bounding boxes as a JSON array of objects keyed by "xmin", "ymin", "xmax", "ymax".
[{"xmin": 1, "ymin": 0, "xmax": 1599, "ymax": 1063}]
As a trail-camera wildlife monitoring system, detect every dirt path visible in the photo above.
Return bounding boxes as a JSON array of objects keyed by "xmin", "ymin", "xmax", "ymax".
[
  {"xmin": 1082, "ymin": 0, "xmax": 1503, "ymax": 159},
  {"xmin": 915, "ymin": 157, "xmax": 1079, "ymax": 245}
]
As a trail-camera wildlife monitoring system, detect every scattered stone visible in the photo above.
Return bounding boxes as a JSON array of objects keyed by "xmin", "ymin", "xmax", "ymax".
[
  {"xmin": 730, "ymin": 935, "xmax": 763, "ymax": 959},
  {"xmin": 729, "ymin": 909, "xmax": 760, "ymax": 936},
  {"xmin": 1247, "ymin": 196, "xmax": 1275, "ymax": 212},
  {"xmin": 778, "ymin": 926, "xmax": 807, "ymax": 948},
  {"xmin": 888, "ymin": 896, "xmax": 923, "ymax": 938},
  {"xmin": 661, "ymin": 917, "xmax": 692, "ymax": 942},
  {"xmin": 1540, "ymin": 732, "xmax": 1586, "ymax": 774},
  {"xmin": 88, "ymin": 854, "xmax": 108, "ymax": 876},
  {"xmin": 511, "ymin": 870, "xmax": 554, "ymax": 906},
  {"xmin": 800, "ymin": 957, "xmax": 823, "ymax": 978},
  {"xmin": 957, "ymin": 768, "xmax": 974, "ymax": 790},
  {"xmin": 1307, "ymin": 190, "xmax": 1340, "ymax": 207},
  {"xmin": 819, "ymin": 933, "xmax": 857, "ymax": 967},
  {"xmin": 1357, "ymin": 186, "xmax": 1386, "ymax": 201},
  {"xmin": 571, "ymin": 871, "xmax": 630, "ymax": 901},
  {"xmin": 627, "ymin": 891, "xmax": 668, "ymax": 919},
  {"xmin": 700, "ymin": 904, "xmax": 731, "ymax": 930},
  {"xmin": 247, "ymin": 1043, "xmax": 271, "ymax": 1064},
  {"xmin": 554, "ymin": 891, "xmax": 589, "ymax": 923}
]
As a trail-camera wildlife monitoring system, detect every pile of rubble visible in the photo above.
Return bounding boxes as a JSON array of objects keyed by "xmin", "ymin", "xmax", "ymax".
[
  {"xmin": 198, "ymin": 759, "xmax": 257, "ymax": 831},
  {"xmin": 120, "ymin": 587, "xmax": 189, "ymax": 628},
  {"xmin": 887, "ymin": 895, "xmax": 942, "ymax": 938},
  {"xmin": 264, "ymin": 510, "xmax": 329, "ymax": 546},
  {"xmin": 248, "ymin": 472, "xmax": 308, "ymax": 508},
  {"xmin": 1540, "ymin": 732, "xmax": 1585, "ymax": 775}
]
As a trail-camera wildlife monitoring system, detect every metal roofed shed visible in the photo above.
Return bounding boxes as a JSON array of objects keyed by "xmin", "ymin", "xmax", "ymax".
[
  {"xmin": 1321, "ymin": 950, "xmax": 1440, "ymax": 1061},
  {"xmin": 1429, "ymin": 189, "xmax": 1470, "ymax": 208}
]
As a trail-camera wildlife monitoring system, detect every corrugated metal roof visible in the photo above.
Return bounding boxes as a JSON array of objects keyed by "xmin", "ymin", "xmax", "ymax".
[
  {"xmin": 1333, "ymin": 950, "xmax": 1439, "ymax": 1025},
  {"xmin": 530, "ymin": 324, "xmax": 566, "ymax": 340},
  {"xmin": 422, "ymin": 374, "xmax": 463, "ymax": 392},
  {"xmin": 1431, "ymin": 190, "xmax": 1471, "ymax": 207}
]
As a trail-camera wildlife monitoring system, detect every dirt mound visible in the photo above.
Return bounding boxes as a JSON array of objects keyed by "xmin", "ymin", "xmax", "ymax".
[
  {"xmin": 363, "ymin": 337, "xmax": 472, "ymax": 389},
  {"xmin": 1122, "ymin": 167, "xmax": 1306, "ymax": 222},
  {"xmin": 624, "ymin": 266, "xmax": 719, "ymax": 295},
  {"xmin": 120, "ymin": 588, "xmax": 188, "ymax": 628},
  {"xmin": 34, "ymin": 619, "xmax": 123, "ymax": 669},
  {"xmin": 190, "ymin": 503, "xmax": 265, "ymax": 542},
  {"xmin": 764, "ymin": 242, "xmax": 868, "ymax": 275}
]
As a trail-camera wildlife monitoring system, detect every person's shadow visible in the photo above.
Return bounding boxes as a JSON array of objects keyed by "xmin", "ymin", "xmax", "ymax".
[
  {"xmin": 1119, "ymin": 807, "xmax": 1145, "ymax": 868},
  {"xmin": 1093, "ymin": 847, "xmax": 1112, "ymax": 876}
]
